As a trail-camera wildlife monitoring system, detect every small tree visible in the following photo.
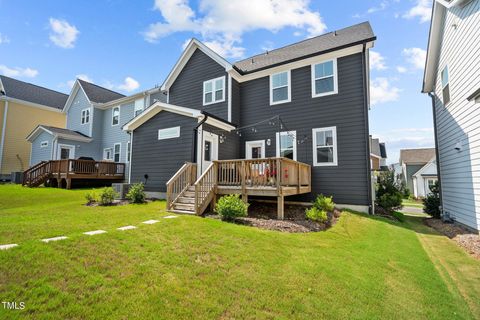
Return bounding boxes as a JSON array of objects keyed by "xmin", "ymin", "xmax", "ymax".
[
  {"xmin": 423, "ymin": 182, "xmax": 441, "ymax": 218},
  {"xmin": 376, "ymin": 170, "xmax": 403, "ymax": 213}
]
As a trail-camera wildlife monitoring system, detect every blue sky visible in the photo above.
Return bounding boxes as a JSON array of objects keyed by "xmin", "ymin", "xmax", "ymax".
[{"xmin": 0, "ymin": 0, "xmax": 434, "ymax": 163}]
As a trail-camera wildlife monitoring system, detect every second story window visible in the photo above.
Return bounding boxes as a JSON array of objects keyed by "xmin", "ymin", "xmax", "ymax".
[
  {"xmin": 81, "ymin": 108, "xmax": 90, "ymax": 125},
  {"xmin": 312, "ymin": 59, "xmax": 338, "ymax": 98},
  {"xmin": 203, "ymin": 76, "xmax": 225, "ymax": 105},
  {"xmin": 134, "ymin": 98, "xmax": 144, "ymax": 117},
  {"xmin": 270, "ymin": 71, "xmax": 291, "ymax": 105},
  {"xmin": 112, "ymin": 106, "xmax": 120, "ymax": 126},
  {"xmin": 442, "ymin": 65, "xmax": 450, "ymax": 105}
]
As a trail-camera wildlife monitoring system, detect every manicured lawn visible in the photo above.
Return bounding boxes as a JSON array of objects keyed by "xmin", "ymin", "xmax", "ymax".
[
  {"xmin": 1, "ymin": 185, "xmax": 479, "ymax": 319},
  {"xmin": 403, "ymin": 198, "xmax": 424, "ymax": 208}
]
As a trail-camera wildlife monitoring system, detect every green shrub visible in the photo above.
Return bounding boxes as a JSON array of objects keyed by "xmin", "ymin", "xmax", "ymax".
[
  {"xmin": 313, "ymin": 194, "xmax": 335, "ymax": 212},
  {"xmin": 215, "ymin": 195, "xmax": 248, "ymax": 221},
  {"xmin": 376, "ymin": 170, "xmax": 403, "ymax": 213},
  {"xmin": 85, "ymin": 192, "xmax": 96, "ymax": 205},
  {"xmin": 392, "ymin": 211, "xmax": 405, "ymax": 222},
  {"xmin": 98, "ymin": 187, "xmax": 117, "ymax": 206},
  {"xmin": 306, "ymin": 207, "xmax": 328, "ymax": 223},
  {"xmin": 126, "ymin": 183, "xmax": 146, "ymax": 204},
  {"xmin": 423, "ymin": 182, "xmax": 441, "ymax": 218}
]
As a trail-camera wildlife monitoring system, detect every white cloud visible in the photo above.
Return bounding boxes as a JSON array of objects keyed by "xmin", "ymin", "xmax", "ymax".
[
  {"xmin": 370, "ymin": 77, "xmax": 401, "ymax": 106},
  {"xmin": 0, "ymin": 33, "xmax": 10, "ymax": 44},
  {"xmin": 0, "ymin": 65, "xmax": 38, "ymax": 78},
  {"xmin": 144, "ymin": 0, "xmax": 326, "ymax": 58},
  {"xmin": 402, "ymin": 47, "xmax": 427, "ymax": 70},
  {"xmin": 376, "ymin": 127, "xmax": 434, "ymax": 163},
  {"xmin": 116, "ymin": 77, "xmax": 140, "ymax": 92},
  {"xmin": 403, "ymin": 0, "xmax": 432, "ymax": 23},
  {"xmin": 370, "ymin": 51, "xmax": 387, "ymax": 71},
  {"xmin": 67, "ymin": 74, "xmax": 93, "ymax": 88},
  {"xmin": 396, "ymin": 66, "xmax": 407, "ymax": 73},
  {"xmin": 367, "ymin": 1, "xmax": 389, "ymax": 14},
  {"xmin": 49, "ymin": 18, "xmax": 79, "ymax": 48}
]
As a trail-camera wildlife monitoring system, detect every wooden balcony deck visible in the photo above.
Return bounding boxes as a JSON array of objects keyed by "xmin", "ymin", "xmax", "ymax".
[{"xmin": 166, "ymin": 158, "xmax": 311, "ymax": 218}]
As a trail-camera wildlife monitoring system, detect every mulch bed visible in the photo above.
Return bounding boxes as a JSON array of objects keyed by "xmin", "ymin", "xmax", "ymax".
[
  {"xmin": 85, "ymin": 199, "xmax": 154, "ymax": 207},
  {"xmin": 206, "ymin": 201, "xmax": 341, "ymax": 233},
  {"xmin": 425, "ymin": 218, "xmax": 480, "ymax": 260}
]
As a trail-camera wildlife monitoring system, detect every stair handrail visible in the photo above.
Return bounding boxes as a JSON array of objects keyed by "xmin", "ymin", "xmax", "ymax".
[
  {"xmin": 22, "ymin": 161, "xmax": 49, "ymax": 186},
  {"xmin": 193, "ymin": 162, "xmax": 217, "ymax": 215},
  {"xmin": 166, "ymin": 162, "xmax": 196, "ymax": 210}
]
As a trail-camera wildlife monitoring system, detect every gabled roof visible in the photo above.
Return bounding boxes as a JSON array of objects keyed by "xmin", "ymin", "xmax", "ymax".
[
  {"xmin": 123, "ymin": 101, "xmax": 235, "ymax": 132},
  {"xmin": 26, "ymin": 125, "xmax": 92, "ymax": 142},
  {"xmin": 413, "ymin": 159, "xmax": 437, "ymax": 177},
  {"xmin": 0, "ymin": 75, "xmax": 68, "ymax": 110},
  {"xmin": 78, "ymin": 79, "xmax": 125, "ymax": 103},
  {"xmin": 399, "ymin": 148, "xmax": 436, "ymax": 165},
  {"xmin": 234, "ymin": 22, "xmax": 375, "ymax": 74}
]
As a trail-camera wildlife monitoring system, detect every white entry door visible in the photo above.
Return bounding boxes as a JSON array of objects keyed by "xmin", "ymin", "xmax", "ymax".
[
  {"xmin": 200, "ymin": 131, "xmax": 219, "ymax": 174},
  {"xmin": 57, "ymin": 144, "xmax": 75, "ymax": 160}
]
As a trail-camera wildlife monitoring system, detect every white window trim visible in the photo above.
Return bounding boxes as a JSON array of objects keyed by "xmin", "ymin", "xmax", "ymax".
[
  {"xmin": 158, "ymin": 126, "xmax": 181, "ymax": 140},
  {"xmin": 276, "ymin": 131, "xmax": 297, "ymax": 161},
  {"xmin": 311, "ymin": 59, "xmax": 338, "ymax": 98},
  {"xmin": 203, "ymin": 76, "xmax": 226, "ymax": 106},
  {"xmin": 312, "ymin": 126, "xmax": 338, "ymax": 166},
  {"xmin": 245, "ymin": 140, "xmax": 266, "ymax": 159},
  {"xmin": 112, "ymin": 106, "xmax": 120, "ymax": 126},
  {"xmin": 126, "ymin": 141, "xmax": 131, "ymax": 163},
  {"xmin": 40, "ymin": 141, "xmax": 49, "ymax": 148},
  {"xmin": 81, "ymin": 108, "xmax": 90, "ymax": 125},
  {"xmin": 441, "ymin": 65, "xmax": 450, "ymax": 105},
  {"xmin": 134, "ymin": 98, "xmax": 144, "ymax": 117},
  {"xmin": 270, "ymin": 70, "xmax": 291, "ymax": 105},
  {"xmin": 103, "ymin": 148, "xmax": 113, "ymax": 161},
  {"xmin": 113, "ymin": 143, "xmax": 121, "ymax": 162}
]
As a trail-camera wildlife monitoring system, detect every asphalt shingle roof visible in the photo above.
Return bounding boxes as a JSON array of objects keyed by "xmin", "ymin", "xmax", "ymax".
[
  {"xmin": 399, "ymin": 148, "xmax": 436, "ymax": 164},
  {"xmin": 0, "ymin": 75, "xmax": 68, "ymax": 110},
  {"xmin": 78, "ymin": 79, "xmax": 125, "ymax": 103},
  {"xmin": 233, "ymin": 22, "xmax": 375, "ymax": 74}
]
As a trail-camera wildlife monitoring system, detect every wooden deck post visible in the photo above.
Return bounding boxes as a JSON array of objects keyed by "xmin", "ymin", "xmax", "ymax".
[
  {"xmin": 277, "ymin": 195, "xmax": 284, "ymax": 220},
  {"xmin": 66, "ymin": 178, "xmax": 72, "ymax": 190}
]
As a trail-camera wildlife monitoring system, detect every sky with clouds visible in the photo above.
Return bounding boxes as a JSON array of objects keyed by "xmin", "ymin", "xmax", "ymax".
[{"xmin": 0, "ymin": 0, "xmax": 434, "ymax": 164}]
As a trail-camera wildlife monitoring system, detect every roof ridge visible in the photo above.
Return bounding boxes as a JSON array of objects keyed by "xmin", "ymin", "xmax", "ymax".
[
  {"xmin": 78, "ymin": 78, "xmax": 125, "ymax": 97},
  {"xmin": 0, "ymin": 75, "xmax": 68, "ymax": 97}
]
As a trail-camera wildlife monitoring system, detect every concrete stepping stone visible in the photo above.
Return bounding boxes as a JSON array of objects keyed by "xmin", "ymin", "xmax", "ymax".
[
  {"xmin": 142, "ymin": 220, "xmax": 159, "ymax": 225},
  {"xmin": 41, "ymin": 236, "xmax": 68, "ymax": 243},
  {"xmin": 117, "ymin": 225, "xmax": 137, "ymax": 231},
  {"xmin": 0, "ymin": 244, "xmax": 18, "ymax": 250},
  {"xmin": 164, "ymin": 215, "xmax": 178, "ymax": 219},
  {"xmin": 83, "ymin": 230, "xmax": 107, "ymax": 236}
]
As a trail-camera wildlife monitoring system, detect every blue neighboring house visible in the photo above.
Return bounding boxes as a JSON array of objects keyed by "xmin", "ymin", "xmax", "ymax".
[{"xmin": 27, "ymin": 79, "xmax": 165, "ymax": 179}]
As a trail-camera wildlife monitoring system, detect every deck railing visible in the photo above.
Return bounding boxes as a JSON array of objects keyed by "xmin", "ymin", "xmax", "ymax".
[
  {"xmin": 166, "ymin": 162, "xmax": 197, "ymax": 210},
  {"xmin": 194, "ymin": 162, "xmax": 217, "ymax": 214}
]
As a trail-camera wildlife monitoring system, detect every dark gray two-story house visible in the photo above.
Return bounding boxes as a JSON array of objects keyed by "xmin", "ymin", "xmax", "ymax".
[{"xmin": 123, "ymin": 22, "xmax": 376, "ymax": 216}]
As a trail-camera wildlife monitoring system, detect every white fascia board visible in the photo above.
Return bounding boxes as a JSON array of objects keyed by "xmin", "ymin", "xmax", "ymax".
[
  {"xmin": 63, "ymin": 80, "xmax": 92, "ymax": 113},
  {"xmin": 423, "ymin": 3, "xmax": 445, "ymax": 93},
  {"xmin": 26, "ymin": 125, "xmax": 54, "ymax": 142},
  {"xmin": 0, "ymin": 96, "xmax": 63, "ymax": 113},
  {"xmin": 202, "ymin": 116, "xmax": 235, "ymax": 132}
]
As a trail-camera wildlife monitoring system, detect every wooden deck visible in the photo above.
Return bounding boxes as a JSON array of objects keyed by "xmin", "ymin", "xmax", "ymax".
[
  {"xmin": 166, "ymin": 158, "xmax": 311, "ymax": 218},
  {"xmin": 23, "ymin": 159, "xmax": 125, "ymax": 188}
]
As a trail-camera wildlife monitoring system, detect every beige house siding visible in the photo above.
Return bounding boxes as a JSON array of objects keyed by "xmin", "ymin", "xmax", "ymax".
[{"xmin": 0, "ymin": 100, "xmax": 65, "ymax": 175}]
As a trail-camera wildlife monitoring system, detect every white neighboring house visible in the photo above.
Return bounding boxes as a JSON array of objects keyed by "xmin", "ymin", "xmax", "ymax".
[
  {"xmin": 412, "ymin": 159, "xmax": 438, "ymax": 198},
  {"xmin": 422, "ymin": 0, "xmax": 480, "ymax": 231}
]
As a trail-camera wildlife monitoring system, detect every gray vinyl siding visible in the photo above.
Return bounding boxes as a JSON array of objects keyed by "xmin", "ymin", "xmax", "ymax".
[
  {"xmin": 57, "ymin": 138, "xmax": 101, "ymax": 160},
  {"xmin": 169, "ymin": 49, "xmax": 229, "ymax": 121},
  {"xmin": 231, "ymin": 78, "xmax": 241, "ymax": 125},
  {"xmin": 202, "ymin": 123, "xmax": 240, "ymax": 160},
  {"xmin": 239, "ymin": 53, "xmax": 370, "ymax": 205},
  {"xmin": 149, "ymin": 91, "xmax": 167, "ymax": 105},
  {"xmin": 66, "ymin": 89, "xmax": 92, "ymax": 137},
  {"xmin": 130, "ymin": 111, "xmax": 197, "ymax": 192},
  {"xmin": 405, "ymin": 164, "xmax": 424, "ymax": 192},
  {"xmin": 30, "ymin": 131, "xmax": 54, "ymax": 166}
]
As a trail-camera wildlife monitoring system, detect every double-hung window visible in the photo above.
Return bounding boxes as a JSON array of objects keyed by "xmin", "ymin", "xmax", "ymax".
[
  {"xmin": 276, "ymin": 131, "xmax": 297, "ymax": 160},
  {"xmin": 113, "ymin": 143, "xmax": 121, "ymax": 162},
  {"xmin": 270, "ymin": 71, "xmax": 291, "ymax": 105},
  {"xmin": 312, "ymin": 127, "xmax": 337, "ymax": 166},
  {"xmin": 312, "ymin": 59, "xmax": 338, "ymax": 97},
  {"xmin": 134, "ymin": 99, "xmax": 144, "ymax": 117},
  {"xmin": 112, "ymin": 107, "xmax": 120, "ymax": 126},
  {"xmin": 81, "ymin": 108, "xmax": 90, "ymax": 125},
  {"xmin": 441, "ymin": 65, "xmax": 450, "ymax": 105},
  {"xmin": 203, "ymin": 76, "xmax": 225, "ymax": 105}
]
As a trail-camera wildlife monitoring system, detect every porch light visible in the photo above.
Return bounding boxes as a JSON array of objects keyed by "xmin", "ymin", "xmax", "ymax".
[{"xmin": 266, "ymin": 139, "xmax": 271, "ymax": 146}]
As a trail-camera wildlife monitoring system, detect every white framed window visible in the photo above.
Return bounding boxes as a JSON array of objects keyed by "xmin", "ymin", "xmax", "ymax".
[
  {"xmin": 126, "ymin": 141, "xmax": 131, "ymax": 163},
  {"xmin": 312, "ymin": 127, "xmax": 337, "ymax": 166},
  {"xmin": 276, "ymin": 131, "xmax": 297, "ymax": 160},
  {"xmin": 203, "ymin": 76, "xmax": 225, "ymax": 105},
  {"xmin": 81, "ymin": 108, "xmax": 90, "ymax": 125},
  {"xmin": 113, "ymin": 143, "xmax": 121, "ymax": 162},
  {"xmin": 40, "ymin": 141, "xmax": 49, "ymax": 148},
  {"xmin": 112, "ymin": 106, "xmax": 120, "ymax": 126},
  {"xmin": 270, "ymin": 70, "xmax": 291, "ymax": 105},
  {"xmin": 441, "ymin": 65, "xmax": 450, "ymax": 105},
  {"xmin": 311, "ymin": 59, "xmax": 338, "ymax": 98},
  {"xmin": 103, "ymin": 148, "xmax": 113, "ymax": 160},
  {"xmin": 134, "ymin": 98, "xmax": 144, "ymax": 117},
  {"xmin": 158, "ymin": 126, "xmax": 180, "ymax": 140},
  {"xmin": 245, "ymin": 140, "xmax": 265, "ymax": 159}
]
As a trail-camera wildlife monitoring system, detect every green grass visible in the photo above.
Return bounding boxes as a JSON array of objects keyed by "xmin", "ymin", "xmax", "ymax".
[
  {"xmin": 402, "ymin": 198, "xmax": 424, "ymax": 208},
  {"xmin": 1, "ymin": 185, "xmax": 479, "ymax": 319}
]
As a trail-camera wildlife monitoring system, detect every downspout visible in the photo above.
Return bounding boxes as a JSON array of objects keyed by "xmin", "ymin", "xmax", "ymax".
[
  {"xmin": 428, "ymin": 92, "xmax": 443, "ymax": 211},
  {"xmin": 0, "ymin": 99, "xmax": 9, "ymax": 174},
  {"xmin": 361, "ymin": 43, "xmax": 373, "ymax": 214},
  {"xmin": 192, "ymin": 115, "xmax": 208, "ymax": 163}
]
